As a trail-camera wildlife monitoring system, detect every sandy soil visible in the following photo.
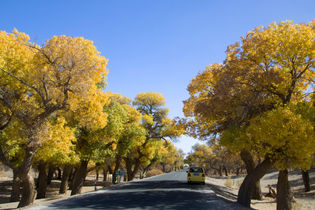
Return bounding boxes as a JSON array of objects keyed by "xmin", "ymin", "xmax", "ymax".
[{"xmin": 206, "ymin": 168, "xmax": 315, "ymax": 210}]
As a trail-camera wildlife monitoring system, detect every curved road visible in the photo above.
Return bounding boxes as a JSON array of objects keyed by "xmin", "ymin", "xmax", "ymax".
[{"xmin": 27, "ymin": 171, "xmax": 249, "ymax": 210}]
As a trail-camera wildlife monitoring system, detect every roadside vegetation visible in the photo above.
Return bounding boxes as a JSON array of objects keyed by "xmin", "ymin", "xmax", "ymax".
[
  {"xmin": 0, "ymin": 19, "xmax": 314, "ymax": 210},
  {"xmin": 183, "ymin": 20, "xmax": 315, "ymax": 210},
  {"xmin": 0, "ymin": 31, "xmax": 185, "ymax": 207}
]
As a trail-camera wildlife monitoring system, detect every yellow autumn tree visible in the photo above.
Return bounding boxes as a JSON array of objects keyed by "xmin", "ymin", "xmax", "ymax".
[
  {"xmin": 184, "ymin": 20, "xmax": 314, "ymax": 208},
  {"xmin": 0, "ymin": 30, "xmax": 109, "ymax": 207}
]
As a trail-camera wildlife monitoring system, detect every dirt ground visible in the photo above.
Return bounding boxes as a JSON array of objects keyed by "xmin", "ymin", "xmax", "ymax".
[{"xmin": 206, "ymin": 168, "xmax": 315, "ymax": 210}]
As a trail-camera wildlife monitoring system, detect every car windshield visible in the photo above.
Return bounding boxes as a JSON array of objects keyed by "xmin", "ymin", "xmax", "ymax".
[{"xmin": 189, "ymin": 167, "xmax": 203, "ymax": 173}]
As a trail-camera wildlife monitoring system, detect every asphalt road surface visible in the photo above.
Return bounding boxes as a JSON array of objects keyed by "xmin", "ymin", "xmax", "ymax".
[{"xmin": 27, "ymin": 171, "xmax": 249, "ymax": 210}]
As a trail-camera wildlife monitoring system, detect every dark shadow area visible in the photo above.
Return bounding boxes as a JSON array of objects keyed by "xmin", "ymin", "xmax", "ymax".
[
  {"xmin": 110, "ymin": 180, "xmax": 205, "ymax": 191},
  {"xmin": 45, "ymin": 180, "xmax": 250, "ymax": 210},
  {"xmin": 0, "ymin": 180, "xmax": 12, "ymax": 203},
  {"xmin": 205, "ymin": 182, "xmax": 238, "ymax": 201}
]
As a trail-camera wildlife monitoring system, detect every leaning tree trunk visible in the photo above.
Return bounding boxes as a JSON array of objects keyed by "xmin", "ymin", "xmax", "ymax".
[
  {"xmin": 18, "ymin": 172, "xmax": 37, "ymax": 208},
  {"xmin": 10, "ymin": 168, "xmax": 20, "ymax": 202},
  {"xmin": 59, "ymin": 165, "xmax": 72, "ymax": 194},
  {"xmin": 240, "ymin": 150, "xmax": 263, "ymax": 200},
  {"xmin": 237, "ymin": 156, "xmax": 273, "ymax": 207},
  {"xmin": 17, "ymin": 142, "xmax": 39, "ymax": 208},
  {"xmin": 71, "ymin": 160, "xmax": 89, "ymax": 195},
  {"xmin": 36, "ymin": 162, "xmax": 48, "ymax": 199},
  {"xmin": 277, "ymin": 169, "xmax": 293, "ymax": 210},
  {"xmin": 301, "ymin": 169, "xmax": 310, "ymax": 192}
]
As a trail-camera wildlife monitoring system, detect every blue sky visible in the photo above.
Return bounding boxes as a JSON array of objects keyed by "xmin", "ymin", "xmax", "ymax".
[{"xmin": 1, "ymin": 0, "xmax": 314, "ymax": 154}]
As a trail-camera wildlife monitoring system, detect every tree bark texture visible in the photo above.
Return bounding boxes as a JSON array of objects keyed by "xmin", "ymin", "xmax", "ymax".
[
  {"xmin": 71, "ymin": 160, "xmax": 88, "ymax": 196},
  {"xmin": 10, "ymin": 168, "xmax": 20, "ymax": 202},
  {"xmin": 240, "ymin": 150, "xmax": 263, "ymax": 200},
  {"xmin": 17, "ymin": 142, "xmax": 39, "ymax": 208},
  {"xmin": 17, "ymin": 172, "xmax": 37, "ymax": 208},
  {"xmin": 277, "ymin": 169, "xmax": 293, "ymax": 210},
  {"xmin": 59, "ymin": 165, "xmax": 72, "ymax": 194},
  {"xmin": 237, "ymin": 156, "xmax": 273, "ymax": 207},
  {"xmin": 125, "ymin": 159, "xmax": 140, "ymax": 181},
  {"xmin": 36, "ymin": 162, "xmax": 48, "ymax": 199},
  {"xmin": 301, "ymin": 169, "xmax": 311, "ymax": 192}
]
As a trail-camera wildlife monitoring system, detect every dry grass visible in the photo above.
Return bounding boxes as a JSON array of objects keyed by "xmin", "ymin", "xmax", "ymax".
[{"xmin": 145, "ymin": 169, "xmax": 163, "ymax": 178}]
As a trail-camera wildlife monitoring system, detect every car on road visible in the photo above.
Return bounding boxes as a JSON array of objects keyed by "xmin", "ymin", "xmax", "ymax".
[{"xmin": 187, "ymin": 167, "xmax": 205, "ymax": 184}]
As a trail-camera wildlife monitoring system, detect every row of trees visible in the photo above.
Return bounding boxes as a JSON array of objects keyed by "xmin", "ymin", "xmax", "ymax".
[
  {"xmin": 0, "ymin": 30, "xmax": 184, "ymax": 207},
  {"xmin": 185, "ymin": 143, "xmax": 245, "ymax": 176},
  {"xmin": 183, "ymin": 20, "xmax": 315, "ymax": 209}
]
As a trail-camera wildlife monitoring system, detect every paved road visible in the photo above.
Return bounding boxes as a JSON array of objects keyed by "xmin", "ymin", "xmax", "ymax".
[{"xmin": 27, "ymin": 171, "xmax": 249, "ymax": 210}]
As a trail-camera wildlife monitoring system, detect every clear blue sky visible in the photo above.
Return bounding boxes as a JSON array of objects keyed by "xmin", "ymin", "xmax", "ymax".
[{"xmin": 1, "ymin": 0, "xmax": 314, "ymax": 154}]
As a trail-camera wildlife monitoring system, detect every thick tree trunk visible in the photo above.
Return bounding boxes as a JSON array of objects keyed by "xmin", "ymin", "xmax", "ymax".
[
  {"xmin": 237, "ymin": 156, "xmax": 272, "ymax": 207},
  {"xmin": 68, "ymin": 168, "xmax": 77, "ymax": 190},
  {"xmin": 59, "ymin": 165, "xmax": 72, "ymax": 194},
  {"xmin": 10, "ymin": 168, "xmax": 20, "ymax": 202},
  {"xmin": 18, "ymin": 172, "xmax": 37, "ymax": 208},
  {"xmin": 301, "ymin": 169, "xmax": 310, "ymax": 192},
  {"xmin": 128, "ymin": 160, "xmax": 140, "ymax": 181},
  {"xmin": 71, "ymin": 160, "xmax": 88, "ymax": 195},
  {"xmin": 36, "ymin": 162, "xmax": 48, "ymax": 199},
  {"xmin": 47, "ymin": 165, "xmax": 55, "ymax": 185},
  {"xmin": 125, "ymin": 158, "xmax": 135, "ymax": 181},
  {"xmin": 240, "ymin": 150, "xmax": 263, "ymax": 200},
  {"xmin": 103, "ymin": 170, "xmax": 107, "ymax": 181},
  {"xmin": 277, "ymin": 169, "xmax": 293, "ymax": 210},
  {"xmin": 17, "ymin": 142, "xmax": 39, "ymax": 208}
]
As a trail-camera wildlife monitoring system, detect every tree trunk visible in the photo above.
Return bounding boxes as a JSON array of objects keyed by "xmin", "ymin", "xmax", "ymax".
[
  {"xmin": 71, "ymin": 160, "xmax": 88, "ymax": 195},
  {"xmin": 112, "ymin": 156, "xmax": 121, "ymax": 184},
  {"xmin": 59, "ymin": 165, "xmax": 72, "ymax": 194},
  {"xmin": 10, "ymin": 168, "xmax": 20, "ymax": 202},
  {"xmin": 237, "ymin": 156, "xmax": 272, "ymax": 207},
  {"xmin": 36, "ymin": 162, "xmax": 48, "ymax": 199},
  {"xmin": 240, "ymin": 150, "xmax": 263, "ymax": 200},
  {"xmin": 301, "ymin": 169, "xmax": 310, "ymax": 192},
  {"xmin": 128, "ymin": 160, "xmax": 140, "ymax": 181},
  {"xmin": 96, "ymin": 169, "xmax": 99, "ymax": 181},
  {"xmin": 223, "ymin": 166, "xmax": 228, "ymax": 176},
  {"xmin": 18, "ymin": 172, "xmax": 37, "ymax": 208},
  {"xmin": 103, "ymin": 170, "xmax": 107, "ymax": 181},
  {"xmin": 47, "ymin": 165, "xmax": 55, "ymax": 185},
  {"xmin": 218, "ymin": 166, "xmax": 222, "ymax": 177},
  {"xmin": 17, "ymin": 143, "xmax": 39, "ymax": 208},
  {"xmin": 57, "ymin": 168, "xmax": 62, "ymax": 180},
  {"xmin": 277, "ymin": 169, "xmax": 293, "ymax": 210}
]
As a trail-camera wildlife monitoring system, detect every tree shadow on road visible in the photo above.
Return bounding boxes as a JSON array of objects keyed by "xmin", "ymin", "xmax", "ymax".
[{"xmin": 45, "ymin": 180, "xmax": 250, "ymax": 210}]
